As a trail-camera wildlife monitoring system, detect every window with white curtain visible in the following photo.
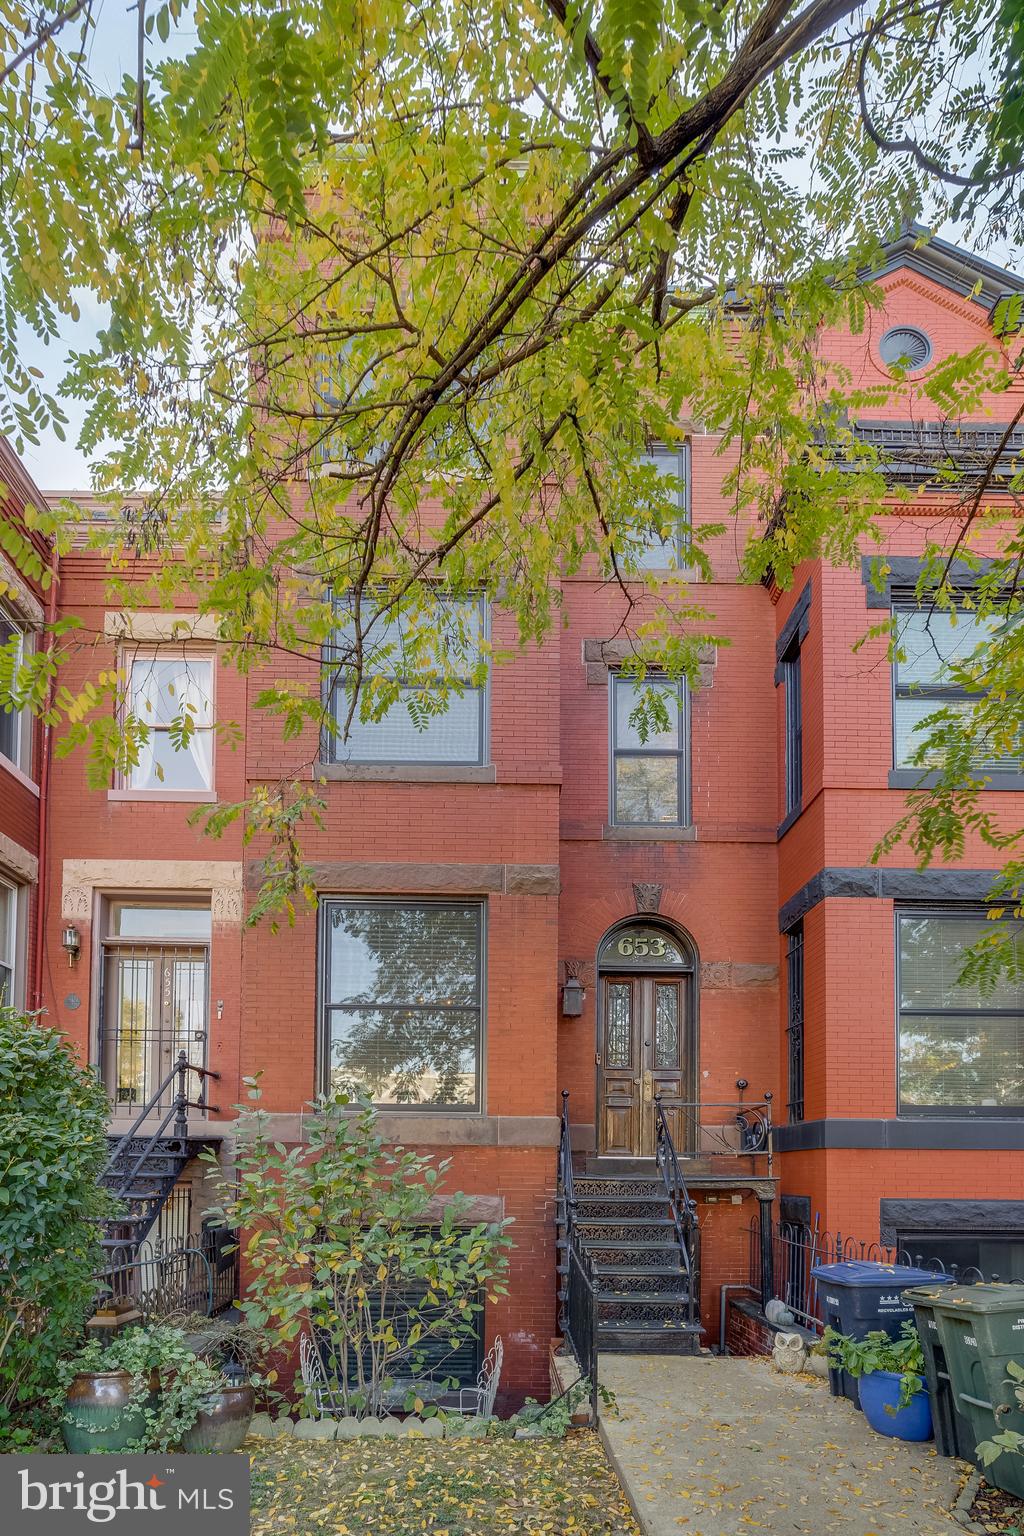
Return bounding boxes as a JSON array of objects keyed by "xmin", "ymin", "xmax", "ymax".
[
  {"xmin": 898, "ymin": 909, "xmax": 1024, "ymax": 1113},
  {"xmin": 121, "ymin": 651, "xmax": 215, "ymax": 792}
]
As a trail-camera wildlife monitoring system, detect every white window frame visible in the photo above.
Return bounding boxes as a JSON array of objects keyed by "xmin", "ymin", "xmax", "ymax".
[
  {"xmin": 323, "ymin": 595, "xmax": 489, "ymax": 767},
  {"xmin": 0, "ymin": 600, "xmax": 33, "ymax": 780},
  {"xmin": 0, "ymin": 875, "xmax": 23, "ymax": 1008},
  {"xmin": 114, "ymin": 646, "xmax": 216, "ymax": 800}
]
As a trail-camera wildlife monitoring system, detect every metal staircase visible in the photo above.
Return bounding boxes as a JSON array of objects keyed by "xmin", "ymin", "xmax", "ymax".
[
  {"xmin": 557, "ymin": 1093, "xmax": 702, "ymax": 1355},
  {"xmin": 101, "ymin": 1051, "xmax": 219, "ymax": 1256}
]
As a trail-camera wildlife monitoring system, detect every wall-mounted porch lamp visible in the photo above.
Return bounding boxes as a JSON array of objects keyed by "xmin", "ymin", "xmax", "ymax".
[
  {"xmin": 61, "ymin": 924, "xmax": 81, "ymax": 966},
  {"xmin": 561, "ymin": 977, "xmax": 585, "ymax": 1017}
]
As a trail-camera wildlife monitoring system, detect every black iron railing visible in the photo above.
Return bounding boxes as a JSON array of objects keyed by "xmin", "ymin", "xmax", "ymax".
[
  {"xmin": 564, "ymin": 1234, "xmax": 598, "ymax": 1420},
  {"xmin": 557, "ymin": 1092, "xmax": 598, "ymax": 1419},
  {"xmin": 558, "ymin": 1089, "xmax": 576, "ymax": 1241},
  {"xmin": 654, "ymin": 1095, "xmax": 699, "ymax": 1329},
  {"xmin": 668, "ymin": 1092, "xmax": 774, "ymax": 1170},
  {"xmin": 98, "ymin": 1228, "xmax": 239, "ymax": 1320},
  {"xmin": 103, "ymin": 1050, "xmax": 220, "ymax": 1206},
  {"xmin": 748, "ymin": 1215, "xmax": 1024, "ymax": 1334}
]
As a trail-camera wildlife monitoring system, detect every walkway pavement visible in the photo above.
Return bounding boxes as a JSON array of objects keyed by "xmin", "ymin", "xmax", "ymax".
[{"xmin": 596, "ymin": 1354, "xmax": 963, "ymax": 1536}]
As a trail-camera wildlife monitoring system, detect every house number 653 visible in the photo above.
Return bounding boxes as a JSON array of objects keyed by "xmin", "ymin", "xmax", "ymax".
[{"xmin": 617, "ymin": 934, "xmax": 667, "ymax": 957}]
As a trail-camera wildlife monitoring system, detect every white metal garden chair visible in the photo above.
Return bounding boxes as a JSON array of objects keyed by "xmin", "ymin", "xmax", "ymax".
[
  {"xmin": 436, "ymin": 1336, "xmax": 503, "ymax": 1419},
  {"xmin": 299, "ymin": 1331, "xmax": 348, "ymax": 1418}
]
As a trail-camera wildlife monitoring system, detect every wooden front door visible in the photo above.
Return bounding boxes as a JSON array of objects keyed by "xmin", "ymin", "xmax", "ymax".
[{"xmin": 598, "ymin": 975, "xmax": 687, "ymax": 1157}]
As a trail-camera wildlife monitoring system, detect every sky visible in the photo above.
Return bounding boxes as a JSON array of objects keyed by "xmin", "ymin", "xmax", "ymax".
[
  {"xmin": 17, "ymin": 5, "xmax": 194, "ymax": 493},
  {"xmin": 13, "ymin": 7, "xmax": 1024, "ymax": 492}
]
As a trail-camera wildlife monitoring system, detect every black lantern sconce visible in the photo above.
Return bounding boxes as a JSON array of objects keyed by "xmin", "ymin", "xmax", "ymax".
[
  {"xmin": 61, "ymin": 924, "xmax": 81, "ymax": 967},
  {"xmin": 561, "ymin": 977, "xmax": 585, "ymax": 1016},
  {"xmin": 561, "ymin": 959, "xmax": 587, "ymax": 1017}
]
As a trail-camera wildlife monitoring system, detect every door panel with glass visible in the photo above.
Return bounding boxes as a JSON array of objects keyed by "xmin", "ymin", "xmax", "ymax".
[
  {"xmin": 99, "ymin": 904, "xmax": 211, "ymax": 1115},
  {"xmin": 599, "ymin": 974, "xmax": 686, "ymax": 1157}
]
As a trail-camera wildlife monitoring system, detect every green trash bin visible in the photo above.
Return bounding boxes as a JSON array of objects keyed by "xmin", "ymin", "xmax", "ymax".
[
  {"xmin": 902, "ymin": 1283, "xmax": 977, "ymax": 1464},
  {"xmin": 932, "ymin": 1284, "xmax": 1024, "ymax": 1497}
]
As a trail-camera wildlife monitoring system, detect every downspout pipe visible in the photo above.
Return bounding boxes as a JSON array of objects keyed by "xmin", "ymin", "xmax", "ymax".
[{"xmin": 31, "ymin": 541, "xmax": 59, "ymax": 1013}]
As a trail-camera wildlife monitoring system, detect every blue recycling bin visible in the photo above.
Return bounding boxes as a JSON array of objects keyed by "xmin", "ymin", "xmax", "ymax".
[{"xmin": 810, "ymin": 1261, "xmax": 954, "ymax": 1409}]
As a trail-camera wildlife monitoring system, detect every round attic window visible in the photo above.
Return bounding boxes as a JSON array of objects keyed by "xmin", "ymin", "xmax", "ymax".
[{"xmin": 879, "ymin": 326, "xmax": 932, "ymax": 370}]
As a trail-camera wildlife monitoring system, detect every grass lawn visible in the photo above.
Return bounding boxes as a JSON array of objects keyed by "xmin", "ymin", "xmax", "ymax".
[{"xmin": 249, "ymin": 1429, "xmax": 640, "ymax": 1536}]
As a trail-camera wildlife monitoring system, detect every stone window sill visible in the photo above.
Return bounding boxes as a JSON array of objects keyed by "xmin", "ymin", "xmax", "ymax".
[
  {"xmin": 889, "ymin": 768, "xmax": 1024, "ymax": 793},
  {"xmin": 107, "ymin": 789, "xmax": 218, "ymax": 803},
  {"xmin": 317, "ymin": 762, "xmax": 497, "ymax": 784},
  {"xmin": 602, "ymin": 823, "xmax": 697, "ymax": 842}
]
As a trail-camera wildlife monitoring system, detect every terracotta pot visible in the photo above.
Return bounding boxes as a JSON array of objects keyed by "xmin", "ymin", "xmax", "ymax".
[
  {"xmin": 61, "ymin": 1370, "xmax": 149, "ymax": 1453},
  {"xmin": 181, "ymin": 1383, "xmax": 256, "ymax": 1453}
]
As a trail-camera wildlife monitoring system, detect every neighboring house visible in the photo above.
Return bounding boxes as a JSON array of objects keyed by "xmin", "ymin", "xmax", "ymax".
[
  {"xmin": 0, "ymin": 439, "xmax": 50, "ymax": 1014},
  {"xmin": 5, "ymin": 227, "xmax": 1024, "ymax": 1399}
]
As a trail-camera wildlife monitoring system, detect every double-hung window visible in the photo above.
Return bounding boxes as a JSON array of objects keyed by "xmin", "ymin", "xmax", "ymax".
[
  {"xmin": 610, "ymin": 674, "xmax": 689, "ymax": 827},
  {"xmin": 892, "ymin": 603, "xmax": 1019, "ymax": 772},
  {"xmin": 321, "ymin": 899, "xmax": 484, "ymax": 1110},
  {"xmin": 121, "ymin": 650, "xmax": 215, "ymax": 793},
  {"xmin": 780, "ymin": 642, "xmax": 802, "ymax": 817},
  {"xmin": 897, "ymin": 909, "xmax": 1024, "ymax": 1113},
  {"xmin": 631, "ymin": 444, "xmax": 690, "ymax": 571},
  {"xmin": 324, "ymin": 596, "xmax": 487, "ymax": 766},
  {"xmin": 0, "ymin": 603, "xmax": 31, "ymax": 776}
]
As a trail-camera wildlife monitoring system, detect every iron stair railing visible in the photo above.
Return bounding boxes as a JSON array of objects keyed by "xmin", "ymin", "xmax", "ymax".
[
  {"xmin": 102, "ymin": 1051, "xmax": 220, "ymax": 1255},
  {"xmin": 653, "ymin": 1095, "xmax": 699, "ymax": 1330},
  {"xmin": 557, "ymin": 1091, "xmax": 598, "ymax": 1419}
]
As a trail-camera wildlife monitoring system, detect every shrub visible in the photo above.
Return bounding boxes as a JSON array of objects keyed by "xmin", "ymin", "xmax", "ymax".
[
  {"xmin": 204, "ymin": 1079, "xmax": 512, "ymax": 1417},
  {"xmin": 0, "ymin": 1008, "xmax": 114, "ymax": 1439},
  {"xmin": 823, "ymin": 1320, "xmax": 926, "ymax": 1410}
]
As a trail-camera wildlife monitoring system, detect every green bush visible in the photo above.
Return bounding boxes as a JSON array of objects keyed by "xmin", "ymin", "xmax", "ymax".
[
  {"xmin": 204, "ymin": 1078, "xmax": 511, "ymax": 1418},
  {"xmin": 0, "ymin": 1008, "xmax": 114, "ymax": 1439}
]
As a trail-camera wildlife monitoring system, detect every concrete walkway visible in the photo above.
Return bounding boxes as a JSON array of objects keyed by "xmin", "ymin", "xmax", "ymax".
[{"xmin": 596, "ymin": 1355, "xmax": 963, "ymax": 1536}]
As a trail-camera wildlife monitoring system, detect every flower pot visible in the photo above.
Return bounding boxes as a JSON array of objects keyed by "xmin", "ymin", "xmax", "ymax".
[
  {"xmin": 181, "ymin": 1383, "xmax": 256, "ymax": 1453},
  {"xmin": 60, "ymin": 1370, "xmax": 149, "ymax": 1453},
  {"xmin": 858, "ymin": 1371, "xmax": 932, "ymax": 1442}
]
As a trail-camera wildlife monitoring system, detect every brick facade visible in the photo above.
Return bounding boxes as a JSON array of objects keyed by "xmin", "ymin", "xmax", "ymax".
[{"xmin": 6, "ymin": 233, "xmax": 1024, "ymax": 1396}]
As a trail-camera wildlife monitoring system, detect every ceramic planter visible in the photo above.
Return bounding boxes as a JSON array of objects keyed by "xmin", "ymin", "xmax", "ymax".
[
  {"xmin": 60, "ymin": 1370, "xmax": 149, "ymax": 1453},
  {"xmin": 181, "ymin": 1383, "xmax": 256, "ymax": 1453},
  {"xmin": 858, "ymin": 1371, "xmax": 932, "ymax": 1442}
]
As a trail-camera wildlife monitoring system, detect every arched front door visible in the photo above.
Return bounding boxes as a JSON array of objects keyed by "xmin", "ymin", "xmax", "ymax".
[{"xmin": 597, "ymin": 922, "xmax": 695, "ymax": 1159}]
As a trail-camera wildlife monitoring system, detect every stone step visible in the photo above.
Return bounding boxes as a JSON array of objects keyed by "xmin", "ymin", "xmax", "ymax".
[
  {"xmin": 597, "ymin": 1319, "xmax": 703, "ymax": 1354},
  {"xmin": 593, "ymin": 1266, "xmax": 687, "ymax": 1292},
  {"xmin": 572, "ymin": 1218, "xmax": 678, "ymax": 1241},
  {"xmin": 597, "ymin": 1289, "xmax": 691, "ymax": 1307}
]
